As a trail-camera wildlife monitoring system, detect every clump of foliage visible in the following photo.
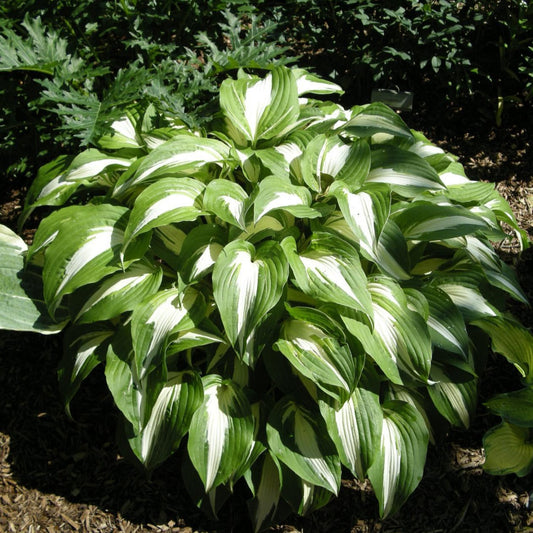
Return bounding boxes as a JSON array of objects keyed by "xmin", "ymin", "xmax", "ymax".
[{"xmin": 1, "ymin": 66, "xmax": 533, "ymax": 530}]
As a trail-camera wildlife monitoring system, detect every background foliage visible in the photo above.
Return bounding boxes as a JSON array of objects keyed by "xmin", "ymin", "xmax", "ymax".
[
  {"xmin": 1, "ymin": 1, "xmax": 532, "ymax": 190},
  {"xmin": 0, "ymin": 1, "xmax": 290, "ymax": 186},
  {"xmin": 261, "ymin": 0, "xmax": 533, "ymax": 113}
]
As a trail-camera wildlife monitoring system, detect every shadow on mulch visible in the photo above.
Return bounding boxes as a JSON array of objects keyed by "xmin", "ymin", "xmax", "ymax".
[{"xmin": 0, "ymin": 331, "xmax": 217, "ymax": 530}]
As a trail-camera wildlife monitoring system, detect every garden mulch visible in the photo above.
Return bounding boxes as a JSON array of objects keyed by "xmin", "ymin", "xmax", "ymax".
[{"xmin": 1, "ymin": 101, "xmax": 533, "ymax": 533}]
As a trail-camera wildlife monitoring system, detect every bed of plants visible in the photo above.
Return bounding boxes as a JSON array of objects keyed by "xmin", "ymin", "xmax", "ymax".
[
  {"xmin": 1, "ymin": 2, "xmax": 533, "ymax": 531},
  {"xmin": 1, "ymin": 64, "xmax": 533, "ymax": 530}
]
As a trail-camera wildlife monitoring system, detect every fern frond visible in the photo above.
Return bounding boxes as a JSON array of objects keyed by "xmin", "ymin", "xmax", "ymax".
[
  {"xmin": 0, "ymin": 15, "xmax": 83, "ymax": 76},
  {"xmin": 124, "ymin": 15, "xmax": 181, "ymax": 65},
  {"xmin": 0, "ymin": 10, "xmax": 294, "ymax": 149},
  {"xmin": 196, "ymin": 10, "xmax": 293, "ymax": 74},
  {"xmin": 38, "ymin": 64, "xmax": 153, "ymax": 145}
]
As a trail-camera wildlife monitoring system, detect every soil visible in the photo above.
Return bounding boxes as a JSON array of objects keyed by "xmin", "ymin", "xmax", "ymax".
[{"xmin": 1, "ymin": 100, "xmax": 533, "ymax": 533}]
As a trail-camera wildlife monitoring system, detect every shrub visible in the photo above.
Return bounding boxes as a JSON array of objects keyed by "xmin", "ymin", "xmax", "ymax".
[
  {"xmin": 254, "ymin": 0, "xmax": 480, "ymax": 103},
  {"xmin": 1, "ymin": 66, "xmax": 532, "ymax": 530},
  {"xmin": 230, "ymin": 1, "xmax": 533, "ymax": 121}
]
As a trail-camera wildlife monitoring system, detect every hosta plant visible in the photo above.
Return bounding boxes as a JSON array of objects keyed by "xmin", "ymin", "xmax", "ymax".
[{"xmin": 1, "ymin": 66, "xmax": 533, "ymax": 530}]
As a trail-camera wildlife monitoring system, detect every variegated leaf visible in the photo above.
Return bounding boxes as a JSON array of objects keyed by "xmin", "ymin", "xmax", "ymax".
[
  {"xmin": 393, "ymin": 202, "xmax": 487, "ymax": 241},
  {"xmin": 203, "ymin": 179, "xmax": 249, "ymax": 229},
  {"xmin": 368, "ymin": 277, "xmax": 432, "ymax": 383},
  {"xmin": 438, "ymin": 161, "xmax": 471, "ymax": 187},
  {"xmin": 166, "ymin": 323, "xmax": 225, "ymax": 356},
  {"xmin": 446, "ymin": 179, "xmax": 496, "ymax": 203},
  {"xmin": 97, "ymin": 114, "xmax": 142, "ymax": 150},
  {"xmin": 27, "ymin": 205, "xmax": 84, "ymax": 263},
  {"xmin": 0, "ymin": 224, "xmax": 26, "ymax": 254},
  {"xmin": 333, "ymin": 186, "xmax": 410, "ymax": 280},
  {"xmin": 105, "ymin": 328, "xmax": 139, "ymax": 428},
  {"xmin": 246, "ymin": 452, "xmax": 283, "ymax": 533},
  {"xmin": 58, "ymin": 324, "xmax": 114, "ymax": 414},
  {"xmin": 128, "ymin": 370, "xmax": 204, "ymax": 471},
  {"xmin": 20, "ymin": 155, "xmax": 77, "ymax": 226},
  {"xmin": 367, "ymin": 400, "xmax": 429, "ymax": 518},
  {"xmin": 340, "ymin": 315, "xmax": 402, "ymax": 385},
  {"xmin": 375, "ymin": 219, "xmax": 411, "ymax": 280},
  {"xmin": 462, "ymin": 235, "xmax": 528, "ymax": 303},
  {"xmin": 131, "ymin": 287, "xmax": 205, "ymax": 381},
  {"xmin": 468, "ymin": 205, "xmax": 505, "ymax": 239},
  {"xmin": 233, "ymin": 146, "xmax": 262, "ymax": 182},
  {"xmin": 320, "ymin": 385, "xmax": 382, "ymax": 479},
  {"xmin": 301, "ymin": 135, "xmax": 370, "ymax": 192},
  {"xmin": 407, "ymin": 134, "xmax": 447, "ymax": 164},
  {"xmin": 113, "ymin": 134, "xmax": 230, "ymax": 196},
  {"xmin": 342, "ymin": 102, "xmax": 413, "ymax": 139},
  {"xmin": 483, "ymin": 422, "xmax": 533, "ymax": 477},
  {"xmin": 305, "ymin": 102, "xmax": 352, "ymax": 132},
  {"xmin": 271, "ymin": 130, "xmax": 314, "ymax": 181},
  {"xmin": 123, "ymin": 177, "xmax": 205, "ymax": 251},
  {"xmin": 188, "ymin": 375, "xmax": 255, "ymax": 492},
  {"xmin": 0, "ymin": 225, "xmax": 64, "ymax": 333},
  {"xmin": 293, "ymin": 68, "xmax": 343, "ymax": 96},
  {"xmin": 281, "ymin": 233, "xmax": 372, "ymax": 314},
  {"xmin": 253, "ymin": 146, "xmax": 293, "ymax": 181},
  {"xmin": 267, "ymin": 397, "xmax": 341, "ymax": 494},
  {"xmin": 419, "ymin": 287, "xmax": 469, "ymax": 357},
  {"xmin": 255, "ymin": 131, "xmax": 312, "ymax": 182},
  {"xmin": 142, "ymin": 127, "xmax": 189, "ymax": 150},
  {"xmin": 179, "ymin": 224, "xmax": 226, "ymax": 283},
  {"xmin": 41, "ymin": 204, "xmax": 141, "ymax": 315},
  {"xmin": 387, "ymin": 385, "xmax": 436, "ymax": 445},
  {"xmin": 368, "ymin": 145, "xmax": 445, "ymax": 195},
  {"xmin": 219, "ymin": 66, "xmax": 300, "ymax": 145},
  {"xmin": 238, "ymin": 212, "xmax": 293, "ymax": 242},
  {"xmin": 64, "ymin": 148, "xmax": 132, "ymax": 182},
  {"xmin": 332, "ymin": 186, "xmax": 389, "ymax": 257},
  {"xmin": 275, "ymin": 308, "xmax": 358, "ymax": 400},
  {"xmin": 428, "ymin": 365, "xmax": 477, "ymax": 429},
  {"xmin": 72, "ymin": 259, "xmax": 163, "ymax": 323},
  {"xmin": 105, "ymin": 325, "xmax": 168, "ymax": 434},
  {"xmin": 212, "ymin": 240, "xmax": 288, "ymax": 362},
  {"xmin": 253, "ymin": 176, "xmax": 320, "ymax": 223},
  {"xmin": 483, "ymin": 195, "xmax": 529, "ymax": 250},
  {"xmin": 151, "ymin": 224, "xmax": 187, "ymax": 271},
  {"xmin": 280, "ymin": 465, "xmax": 332, "ymax": 515},
  {"xmin": 431, "ymin": 271, "xmax": 499, "ymax": 322}
]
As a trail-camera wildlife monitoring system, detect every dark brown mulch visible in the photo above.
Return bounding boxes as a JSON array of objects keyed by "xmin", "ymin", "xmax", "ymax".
[{"xmin": 1, "ymin": 101, "xmax": 533, "ymax": 533}]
